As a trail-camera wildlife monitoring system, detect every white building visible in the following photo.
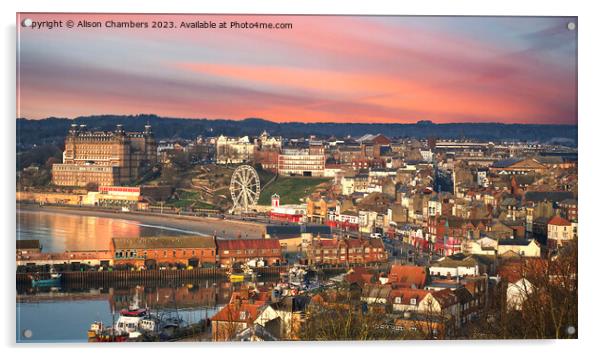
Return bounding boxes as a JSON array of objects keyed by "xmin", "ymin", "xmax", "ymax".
[
  {"xmin": 216, "ymin": 135, "xmax": 254, "ymax": 164},
  {"xmin": 341, "ymin": 176, "xmax": 356, "ymax": 195},
  {"xmin": 420, "ymin": 150, "xmax": 434, "ymax": 162},
  {"xmin": 506, "ymin": 278, "xmax": 533, "ymax": 311},
  {"xmin": 277, "ymin": 145, "xmax": 325, "ymax": 177},
  {"xmin": 547, "ymin": 215, "xmax": 575, "ymax": 248}
]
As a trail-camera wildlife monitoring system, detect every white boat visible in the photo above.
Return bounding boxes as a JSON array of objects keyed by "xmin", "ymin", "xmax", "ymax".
[{"xmin": 89, "ymin": 292, "xmax": 185, "ymax": 341}]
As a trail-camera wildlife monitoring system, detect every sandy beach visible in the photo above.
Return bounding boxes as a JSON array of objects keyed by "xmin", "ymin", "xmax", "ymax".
[{"xmin": 17, "ymin": 204, "xmax": 267, "ymax": 240}]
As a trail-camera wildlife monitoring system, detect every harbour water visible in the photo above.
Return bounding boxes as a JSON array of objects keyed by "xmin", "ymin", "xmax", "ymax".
[
  {"xmin": 15, "ymin": 209, "xmax": 243, "ymax": 343},
  {"xmin": 16, "ymin": 209, "xmax": 200, "ymax": 253}
]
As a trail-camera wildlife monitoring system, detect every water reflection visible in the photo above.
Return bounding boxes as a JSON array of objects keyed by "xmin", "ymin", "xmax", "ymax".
[
  {"xmin": 16, "ymin": 209, "xmax": 194, "ymax": 253},
  {"xmin": 17, "ymin": 279, "xmax": 278, "ymax": 342},
  {"xmin": 15, "ymin": 209, "xmax": 280, "ymax": 342}
]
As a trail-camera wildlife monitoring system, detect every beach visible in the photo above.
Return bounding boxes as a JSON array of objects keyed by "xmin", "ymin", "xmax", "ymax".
[{"xmin": 16, "ymin": 204, "xmax": 267, "ymax": 240}]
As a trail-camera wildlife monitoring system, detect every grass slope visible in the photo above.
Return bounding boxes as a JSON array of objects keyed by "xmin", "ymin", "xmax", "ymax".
[{"xmin": 258, "ymin": 176, "xmax": 330, "ymax": 205}]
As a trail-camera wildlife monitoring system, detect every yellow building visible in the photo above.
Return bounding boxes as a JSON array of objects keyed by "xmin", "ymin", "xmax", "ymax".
[
  {"xmin": 306, "ymin": 196, "xmax": 337, "ymax": 224},
  {"xmin": 52, "ymin": 124, "xmax": 157, "ymax": 187}
]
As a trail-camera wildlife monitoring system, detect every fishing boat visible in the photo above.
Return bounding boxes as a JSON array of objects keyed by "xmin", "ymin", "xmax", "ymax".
[
  {"xmin": 286, "ymin": 265, "xmax": 319, "ymax": 292},
  {"xmin": 88, "ymin": 290, "xmax": 187, "ymax": 342},
  {"xmin": 30, "ymin": 268, "xmax": 62, "ymax": 287},
  {"xmin": 87, "ymin": 322, "xmax": 128, "ymax": 342}
]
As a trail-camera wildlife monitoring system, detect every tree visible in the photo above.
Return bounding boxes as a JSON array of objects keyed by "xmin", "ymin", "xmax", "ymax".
[
  {"xmin": 300, "ymin": 287, "xmax": 421, "ymax": 340},
  {"xmin": 467, "ymin": 241, "xmax": 577, "ymax": 339}
]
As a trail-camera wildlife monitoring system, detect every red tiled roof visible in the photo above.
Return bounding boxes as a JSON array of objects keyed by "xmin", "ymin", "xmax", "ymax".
[
  {"xmin": 547, "ymin": 215, "xmax": 571, "ymax": 226},
  {"xmin": 346, "ymin": 239, "xmax": 364, "ymax": 248},
  {"xmin": 387, "ymin": 265, "xmax": 427, "ymax": 288},
  {"xmin": 432, "ymin": 288, "xmax": 458, "ymax": 308},
  {"xmin": 229, "ymin": 289, "xmax": 271, "ymax": 304},
  {"xmin": 388, "ymin": 288, "xmax": 430, "ymax": 305},
  {"xmin": 316, "ymin": 239, "xmax": 340, "ymax": 248},
  {"xmin": 498, "ymin": 258, "xmax": 548, "ymax": 283},
  {"xmin": 211, "ymin": 303, "xmax": 262, "ymax": 323},
  {"xmin": 345, "ymin": 272, "xmax": 373, "ymax": 285},
  {"xmin": 368, "ymin": 239, "xmax": 385, "ymax": 248},
  {"xmin": 217, "ymin": 239, "xmax": 281, "ymax": 251}
]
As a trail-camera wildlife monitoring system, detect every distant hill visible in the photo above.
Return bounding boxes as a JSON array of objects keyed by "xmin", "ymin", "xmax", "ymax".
[{"xmin": 16, "ymin": 114, "xmax": 578, "ymax": 149}]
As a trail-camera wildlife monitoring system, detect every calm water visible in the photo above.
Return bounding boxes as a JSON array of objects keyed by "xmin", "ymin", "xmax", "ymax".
[
  {"xmin": 16, "ymin": 209, "xmax": 199, "ymax": 252},
  {"xmin": 16, "ymin": 209, "xmax": 251, "ymax": 343},
  {"xmin": 15, "ymin": 281, "xmax": 247, "ymax": 342}
]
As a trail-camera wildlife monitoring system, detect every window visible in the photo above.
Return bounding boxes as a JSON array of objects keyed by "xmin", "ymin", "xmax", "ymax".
[
  {"xmin": 223, "ymin": 250, "xmax": 229, "ymax": 255},
  {"xmin": 410, "ymin": 298, "xmax": 417, "ymax": 305},
  {"xmin": 395, "ymin": 297, "xmax": 401, "ymax": 304}
]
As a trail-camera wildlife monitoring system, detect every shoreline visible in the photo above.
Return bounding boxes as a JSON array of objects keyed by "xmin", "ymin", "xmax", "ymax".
[{"xmin": 17, "ymin": 204, "xmax": 267, "ymax": 239}]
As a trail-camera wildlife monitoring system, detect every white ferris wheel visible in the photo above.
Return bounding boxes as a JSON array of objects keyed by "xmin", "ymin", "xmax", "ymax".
[{"xmin": 229, "ymin": 165, "xmax": 261, "ymax": 213}]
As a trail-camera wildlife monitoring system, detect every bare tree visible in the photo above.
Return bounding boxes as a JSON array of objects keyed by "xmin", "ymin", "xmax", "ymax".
[{"xmin": 467, "ymin": 241, "xmax": 577, "ymax": 339}]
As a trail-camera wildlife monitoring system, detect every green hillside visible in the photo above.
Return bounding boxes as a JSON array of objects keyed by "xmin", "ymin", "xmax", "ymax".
[{"xmin": 258, "ymin": 176, "xmax": 331, "ymax": 205}]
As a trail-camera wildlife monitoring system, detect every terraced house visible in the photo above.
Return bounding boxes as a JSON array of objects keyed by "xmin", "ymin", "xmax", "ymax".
[
  {"xmin": 306, "ymin": 237, "xmax": 387, "ymax": 265},
  {"xmin": 216, "ymin": 239, "xmax": 284, "ymax": 266}
]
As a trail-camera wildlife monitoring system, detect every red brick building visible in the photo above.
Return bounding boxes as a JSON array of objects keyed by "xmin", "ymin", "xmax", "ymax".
[
  {"xmin": 111, "ymin": 236, "xmax": 216, "ymax": 268},
  {"xmin": 254, "ymin": 148, "xmax": 280, "ymax": 173},
  {"xmin": 306, "ymin": 237, "xmax": 387, "ymax": 265},
  {"xmin": 216, "ymin": 239, "xmax": 284, "ymax": 266},
  {"xmin": 428, "ymin": 216, "xmax": 488, "ymax": 256}
]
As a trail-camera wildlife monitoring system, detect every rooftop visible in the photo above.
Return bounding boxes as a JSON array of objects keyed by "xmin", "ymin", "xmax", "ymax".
[
  {"xmin": 217, "ymin": 238, "xmax": 282, "ymax": 250},
  {"xmin": 112, "ymin": 236, "xmax": 215, "ymax": 250},
  {"xmin": 265, "ymin": 225, "xmax": 331, "ymax": 237},
  {"xmin": 16, "ymin": 239, "xmax": 41, "ymax": 250}
]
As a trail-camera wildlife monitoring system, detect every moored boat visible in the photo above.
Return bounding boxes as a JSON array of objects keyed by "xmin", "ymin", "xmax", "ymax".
[
  {"xmin": 229, "ymin": 274, "xmax": 245, "ymax": 282},
  {"xmin": 87, "ymin": 291, "xmax": 187, "ymax": 342},
  {"xmin": 30, "ymin": 269, "xmax": 62, "ymax": 287}
]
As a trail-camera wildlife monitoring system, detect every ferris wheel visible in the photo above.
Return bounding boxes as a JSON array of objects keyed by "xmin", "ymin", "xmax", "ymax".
[{"xmin": 229, "ymin": 165, "xmax": 261, "ymax": 213}]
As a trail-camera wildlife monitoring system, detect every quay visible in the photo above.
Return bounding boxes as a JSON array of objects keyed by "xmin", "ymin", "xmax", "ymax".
[
  {"xmin": 17, "ymin": 250, "xmax": 113, "ymax": 267},
  {"xmin": 16, "ymin": 265, "xmax": 385, "ymax": 286}
]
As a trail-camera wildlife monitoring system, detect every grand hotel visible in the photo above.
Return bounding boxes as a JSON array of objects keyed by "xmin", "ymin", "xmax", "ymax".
[{"xmin": 52, "ymin": 124, "xmax": 157, "ymax": 187}]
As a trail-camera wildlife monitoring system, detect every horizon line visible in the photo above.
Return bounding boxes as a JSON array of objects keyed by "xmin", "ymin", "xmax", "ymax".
[{"xmin": 16, "ymin": 114, "xmax": 578, "ymax": 126}]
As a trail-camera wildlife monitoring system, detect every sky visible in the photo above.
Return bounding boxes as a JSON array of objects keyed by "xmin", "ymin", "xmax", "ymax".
[{"xmin": 17, "ymin": 14, "xmax": 577, "ymax": 124}]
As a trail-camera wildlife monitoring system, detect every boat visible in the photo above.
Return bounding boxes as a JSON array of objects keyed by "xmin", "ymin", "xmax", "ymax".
[
  {"xmin": 30, "ymin": 268, "xmax": 62, "ymax": 287},
  {"xmin": 88, "ymin": 290, "xmax": 187, "ymax": 342},
  {"xmin": 286, "ymin": 265, "xmax": 320, "ymax": 292},
  {"xmin": 227, "ymin": 264, "xmax": 257, "ymax": 282},
  {"xmin": 87, "ymin": 322, "xmax": 128, "ymax": 342},
  {"xmin": 229, "ymin": 273, "xmax": 245, "ymax": 282}
]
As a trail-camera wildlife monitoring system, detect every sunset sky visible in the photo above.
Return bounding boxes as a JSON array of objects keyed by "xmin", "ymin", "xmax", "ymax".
[{"xmin": 17, "ymin": 14, "xmax": 577, "ymax": 124}]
